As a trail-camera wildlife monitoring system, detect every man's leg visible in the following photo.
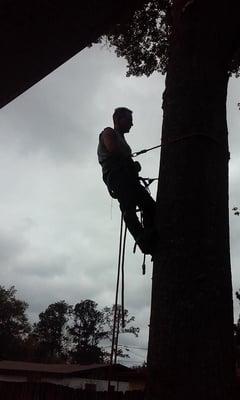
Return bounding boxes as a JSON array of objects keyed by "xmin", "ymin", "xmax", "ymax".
[
  {"xmin": 108, "ymin": 171, "xmax": 154, "ymax": 253},
  {"xmin": 120, "ymin": 206, "xmax": 143, "ymax": 239},
  {"xmin": 136, "ymin": 185, "xmax": 156, "ymax": 231},
  {"xmin": 117, "ymin": 182, "xmax": 156, "ymax": 254}
]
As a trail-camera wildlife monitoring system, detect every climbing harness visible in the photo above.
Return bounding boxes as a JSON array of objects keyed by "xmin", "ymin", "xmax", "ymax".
[{"xmin": 139, "ymin": 177, "xmax": 158, "ymax": 193}]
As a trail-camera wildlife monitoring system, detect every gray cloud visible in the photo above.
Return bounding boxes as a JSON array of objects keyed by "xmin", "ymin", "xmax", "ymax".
[{"xmin": 0, "ymin": 229, "xmax": 26, "ymax": 264}]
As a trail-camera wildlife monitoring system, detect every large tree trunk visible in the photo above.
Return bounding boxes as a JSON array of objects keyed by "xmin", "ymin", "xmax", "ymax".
[{"xmin": 146, "ymin": 1, "xmax": 240, "ymax": 399}]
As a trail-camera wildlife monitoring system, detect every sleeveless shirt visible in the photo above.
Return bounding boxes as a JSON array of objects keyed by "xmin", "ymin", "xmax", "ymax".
[{"xmin": 97, "ymin": 129, "xmax": 133, "ymax": 178}]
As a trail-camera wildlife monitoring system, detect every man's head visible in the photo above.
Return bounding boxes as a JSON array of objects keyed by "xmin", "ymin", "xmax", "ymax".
[{"xmin": 113, "ymin": 107, "xmax": 133, "ymax": 134}]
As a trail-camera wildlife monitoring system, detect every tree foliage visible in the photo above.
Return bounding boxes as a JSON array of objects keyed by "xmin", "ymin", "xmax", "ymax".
[
  {"xmin": 104, "ymin": 0, "xmax": 240, "ymax": 78},
  {"xmin": 0, "ymin": 285, "xmax": 140, "ymax": 364},
  {"xmin": 104, "ymin": 305, "xmax": 140, "ymax": 339},
  {"xmin": 0, "ymin": 285, "xmax": 30, "ymax": 359},
  {"xmin": 32, "ymin": 300, "xmax": 71, "ymax": 362},
  {"xmin": 68, "ymin": 299, "xmax": 107, "ymax": 364}
]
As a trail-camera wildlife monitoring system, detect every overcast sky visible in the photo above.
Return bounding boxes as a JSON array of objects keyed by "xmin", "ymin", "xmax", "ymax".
[{"xmin": 0, "ymin": 44, "xmax": 240, "ymax": 366}]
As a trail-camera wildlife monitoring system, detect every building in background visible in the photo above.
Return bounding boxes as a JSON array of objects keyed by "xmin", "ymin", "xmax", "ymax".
[{"xmin": 0, "ymin": 360, "xmax": 145, "ymax": 393}]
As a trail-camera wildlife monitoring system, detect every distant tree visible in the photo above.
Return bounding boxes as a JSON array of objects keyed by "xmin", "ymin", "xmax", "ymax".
[
  {"xmin": 68, "ymin": 300, "xmax": 107, "ymax": 364},
  {"xmin": 32, "ymin": 300, "xmax": 71, "ymax": 362},
  {"xmin": 0, "ymin": 285, "xmax": 30, "ymax": 360},
  {"xmin": 21, "ymin": 334, "xmax": 40, "ymax": 362},
  {"xmin": 103, "ymin": 305, "xmax": 140, "ymax": 361}
]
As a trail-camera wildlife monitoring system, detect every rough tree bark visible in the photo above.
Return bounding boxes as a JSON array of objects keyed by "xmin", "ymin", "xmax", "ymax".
[{"xmin": 147, "ymin": 1, "xmax": 240, "ymax": 399}]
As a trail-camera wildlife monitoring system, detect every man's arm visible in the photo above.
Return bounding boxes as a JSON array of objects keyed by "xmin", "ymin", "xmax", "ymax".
[{"xmin": 101, "ymin": 127, "xmax": 119, "ymax": 153}]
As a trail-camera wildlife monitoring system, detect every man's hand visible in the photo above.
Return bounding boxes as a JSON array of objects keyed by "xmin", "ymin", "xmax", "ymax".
[
  {"xmin": 102, "ymin": 127, "xmax": 119, "ymax": 153},
  {"xmin": 134, "ymin": 161, "xmax": 141, "ymax": 173}
]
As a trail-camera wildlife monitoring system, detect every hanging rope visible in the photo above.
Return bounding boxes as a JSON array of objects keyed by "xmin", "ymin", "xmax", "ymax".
[
  {"xmin": 109, "ymin": 165, "xmax": 158, "ymax": 376},
  {"xmin": 110, "ymin": 214, "xmax": 123, "ymax": 366},
  {"xmin": 108, "ymin": 215, "xmax": 125, "ymax": 394},
  {"xmin": 109, "ymin": 213, "xmax": 128, "ymax": 369},
  {"xmin": 121, "ymin": 223, "xmax": 127, "ymax": 329},
  {"xmin": 114, "ymin": 308, "xmax": 121, "ymax": 364}
]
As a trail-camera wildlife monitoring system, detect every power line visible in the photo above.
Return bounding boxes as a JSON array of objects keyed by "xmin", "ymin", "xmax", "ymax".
[
  {"xmin": 118, "ymin": 344, "xmax": 148, "ymax": 351},
  {"xmin": 120, "ymin": 359, "xmax": 145, "ymax": 364},
  {"xmin": 102, "ymin": 344, "xmax": 148, "ymax": 351}
]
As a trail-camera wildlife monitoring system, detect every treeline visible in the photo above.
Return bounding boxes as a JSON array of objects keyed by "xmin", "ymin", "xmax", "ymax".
[{"xmin": 0, "ymin": 285, "xmax": 139, "ymax": 364}]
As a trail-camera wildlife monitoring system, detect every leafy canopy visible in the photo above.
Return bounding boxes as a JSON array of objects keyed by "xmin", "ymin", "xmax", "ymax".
[
  {"xmin": 0, "ymin": 285, "xmax": 30, "ymax": 359},
  {"xmin": 32, "ymin": 300, "xmax": 71, "ymax": 362},
  {"xmin": 68, "ymin": 299, "xmax": 107, "ymax": 363},
  {"xmin": 103, "ymin": 0, "xmax": 240, "ymax": 77}
]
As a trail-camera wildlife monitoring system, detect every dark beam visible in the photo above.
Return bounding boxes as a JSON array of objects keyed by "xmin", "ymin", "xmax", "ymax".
[{"xmin": 0, "ymin": 0, "xmax": 145, "ymax": 108}]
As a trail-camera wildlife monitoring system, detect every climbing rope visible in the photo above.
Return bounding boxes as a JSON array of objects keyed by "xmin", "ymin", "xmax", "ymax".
[
  {"xmin": 121, "ymin": 224, "xmax": 127, "ymax": 329},
  {"xmin": 132, "ymin": 143, "xmax": 161, "ymax": 157},
  {"xmin": 110, "ymin": 214, "xmax": 127, "ymax": 369},
  {"xmin": 132, "ymin": 133, "xmax": 226, "ymax": 158}
]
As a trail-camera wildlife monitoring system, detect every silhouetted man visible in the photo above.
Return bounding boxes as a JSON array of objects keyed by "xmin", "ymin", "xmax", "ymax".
[{"xmin": 97, "ymin": 107, "xmax": 156, "ymax": 255}]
